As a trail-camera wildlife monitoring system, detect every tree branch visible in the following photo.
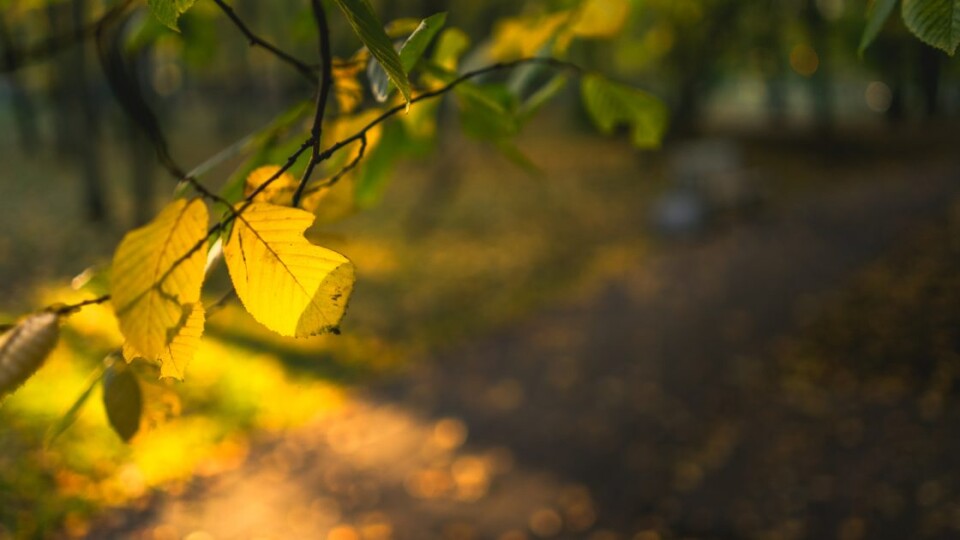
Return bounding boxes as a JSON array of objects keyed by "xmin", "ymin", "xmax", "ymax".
[
  {"xmin": 291, "ymin": 0, "xmax": 334, "ymax": 208},
  {"xmin": 317, "ymin": 57, "xmax": 582, "ymax": 164},
  {"xmin": 44, "ymin": 57, "xmax": 583, "ymax": 320},
  {"xmin": 210, "ymin": 0, "xmax": 317, "ymax": 83}
]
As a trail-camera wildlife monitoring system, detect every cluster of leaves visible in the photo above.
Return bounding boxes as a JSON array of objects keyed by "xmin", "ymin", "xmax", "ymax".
[
  {"xmin": 0, "ymin": 0, "xmax": 667, "ymax": 442},
  {"xmin": 860, "ymin": 0, "xmax": 960, "ymax": 55}
]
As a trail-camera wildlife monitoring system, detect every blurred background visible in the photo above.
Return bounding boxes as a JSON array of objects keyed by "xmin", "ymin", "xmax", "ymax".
[{"xmin": 2, "ymin": 0, "xmax": 960, "ymax": 538}]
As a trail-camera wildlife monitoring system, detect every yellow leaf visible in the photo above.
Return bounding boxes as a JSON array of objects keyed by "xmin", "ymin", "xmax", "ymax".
[
  {"xmin": 489, "ymin": 11, "xmax": 570, "ymax": 61},
  {"xmin": 111, "ymin": 199, "xmax": 209, "ymax": 372},
  {"xmin": 570, "ymin": 0, "xmax": 630, "ymax": 38},
  {"xmin": 333, "ymin": 53, "xmax": 368, "ymax": 114},
  {"xmin": 244, "ymin": 165, "xmax": 299, "ymax": 205},
  {"xmin": 224, "ymin": 202, "xmax": 355, "ymax": 337},
  {"xmin": 301, "ymin": 175, "xmax": 359, "ymax": 225},
  {"xmin": 122, "ymin": 303, "xmax": 205, "ymax": 380}
]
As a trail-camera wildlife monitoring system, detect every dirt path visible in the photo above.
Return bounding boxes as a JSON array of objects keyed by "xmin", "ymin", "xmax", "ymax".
[{"xmin": 91, "ymin": 166, "xmax": 960, "ymax": 540}]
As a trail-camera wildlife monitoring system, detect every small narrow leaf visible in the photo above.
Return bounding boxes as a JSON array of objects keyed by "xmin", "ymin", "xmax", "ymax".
[
  {"xmin": 224, "ymin": 203, "xmax": 355, "ymax": 337},
  {"xmin": 902, "ymin": 0, "xmax": 960, "ymax": 54},
  {"xmin": 519, "ymin": 75, "xmax": 569, "ymax": 123},
  {"xmin": 47, "ymin": 364, "xmax": 105, "ymax": 445},
  {"xmin": 860, "ymin": 0, "xmax": 899, "ymax": 54},
  {"xmin": 103, "ymin": 362, "xmax": 143, "ymax": 442},
  {"xmin": 0, "ymin": 312, "xmax": 60, "ymax": 399},
  {"xmin": 332, "ymin": 0, "xmax": 412, "ymax": 104},
  {"xmin": 400, "ymin": 13, "xmax": 448, "ymax": 73},
  {"xmin": 580, "ymin": 74, "xmax": 668, "ymax": 149},
  {"xmin": 368, "ymin": 12, "xmax": 448, "ymax": 102},
  {"xmin": 146, "ymin": 0, "xmax": 198, "ymax": 32},
  {"xmin": 111, "ymin": 199, "xmax": 209, "ymax": 376}
]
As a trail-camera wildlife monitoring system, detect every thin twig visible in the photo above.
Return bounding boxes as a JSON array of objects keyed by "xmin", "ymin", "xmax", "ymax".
[
  {"xmin": 183, "ymin": 176, "xmax": 234, "ymax": 210},
  {"xmin": 53, "ymin": 295, "xmax": 112, "ymax": 316},
  {"xmin": 292, "ymin": 0, "xmax": 335, "ymax": 208},
  {"xmin": 326, "ymin": 133, "xmax": 368, "ymax": 187},
  {"xmin": 304, "ymin": 133, "xmax": 368, "ymax": 195},
  {"xmin": 316, "ymin": 57, "xmax": 581, "ymax": 163},
  {"xmin": 205, "ymin": 289, "xmax": 237, "ymax": 316},
  {"xmin": 211, "ymin": 0, "xmax": 316, "ymax": 83}
]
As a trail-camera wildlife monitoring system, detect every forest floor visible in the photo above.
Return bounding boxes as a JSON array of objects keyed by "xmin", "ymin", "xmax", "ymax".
[{"xmin": 4, "ymin": 120, "xmax": 960, "ymax": 540}]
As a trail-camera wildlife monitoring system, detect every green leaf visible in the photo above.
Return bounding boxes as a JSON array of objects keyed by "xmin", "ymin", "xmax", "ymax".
[
  {"xmin": 102, "ymin": 362, "xmax": 143, "ymax": 442},
  {"xmin": 580, "ymin": 74, "xmax": 668, "ymax": 149},
  {"xmin": 368, "ymin": 12, "xmax": 447, "ymax": 102},
  {"xmin": 400, "ymin": 13, "xmax": 448, "ymax": 73},
  {"xmin": 146, "ymin": 0, "xmax": 198, "ymax": 32},
  {"xmin": 457, "ymin": 82, "xmax": 521, "ymax": 141},
  {"xmin": 902, "ymin": 0, "xmax": 960, "ymax": 54},
  {"xmin": 224, "ymin": 203, "xmax": 355, "ymax": 337},
  {"xmin": 355, "ymin": 121, "xmax": 406, "ymax": 207},
  {"xmin": 332, "ymin": 0, "xmax": 412, "ymax": 104},
  {"xmin": 860, "ymin": 0, "xmax": 899, "ymax": 54},
  {"xmin": 518, "ymin": 75, "xmax": 569, "ymax": 124}
]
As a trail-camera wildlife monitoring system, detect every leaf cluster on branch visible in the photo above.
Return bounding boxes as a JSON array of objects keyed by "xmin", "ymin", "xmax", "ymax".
[{"xmin": 0, "ymin": 0, "xmax": 668, "ymax": 441}]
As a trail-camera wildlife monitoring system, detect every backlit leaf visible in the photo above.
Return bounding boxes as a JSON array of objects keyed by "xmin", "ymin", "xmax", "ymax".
[
  {"xmin": 333, "ymin": 53, "xmax": 368, "ymax": 114},
  {"xmin": 332, "ymin": 0, "xmax": 412, "ymax": 104},
  {"xmin": 431, "ymin": 28, "xmax": 470, "ymax": 73},
  {"xmin": 245, "ymin": 165, "xmax": 300, "ymax": 205},
  {"xmin": 146, "ymin": 0, "xmax": 197, "ymax": 32},
  {"xmin": 570, "ymin": 0, "xmax": 630, "ymax": 37},
  {"xmin": 110, "ymin": 199, "xmax": 209, "ymax": 377},
  {"xmin": 103, "ymin": 362, "xmax": 143, "ymax": 442},
  {"xmin": 224, "ymin": 203, "xmax": 355, "ymax": 337},
  {"xmin": 580, "ymin": 74, "xmax": 668, "ymax": 149},
  {"xmin": 0, "ymin": 312, "xmax": 60, "ymax": 399},
  {"xmin": 124, "ymin": 303, "xmax": 205, "ymax": 379},
  {"xmin": 902, "ymin": 0, "xmax": 960, "ymax": 54},
  {"xmin": 859, "ymin": 0, "xmax": 898, "ymax": 54},
  {"xmin": 489, "ymin": 11, "xmax": 570, "ymax": 61}
]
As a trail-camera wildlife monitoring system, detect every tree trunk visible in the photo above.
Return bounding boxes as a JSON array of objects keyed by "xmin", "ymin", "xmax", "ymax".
[
  {"xmin": 70, "ymin": 0, "xmax": 108, "ymax": 223},
  {"xmin": 804, "ymin": 1, "xmax": 833, "ymax": 134}
]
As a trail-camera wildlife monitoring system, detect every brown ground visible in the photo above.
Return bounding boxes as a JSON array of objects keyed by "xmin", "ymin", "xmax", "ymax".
[{"xmin": 75, "ymin": 129, "xmax": 960, "ymax": 540}]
